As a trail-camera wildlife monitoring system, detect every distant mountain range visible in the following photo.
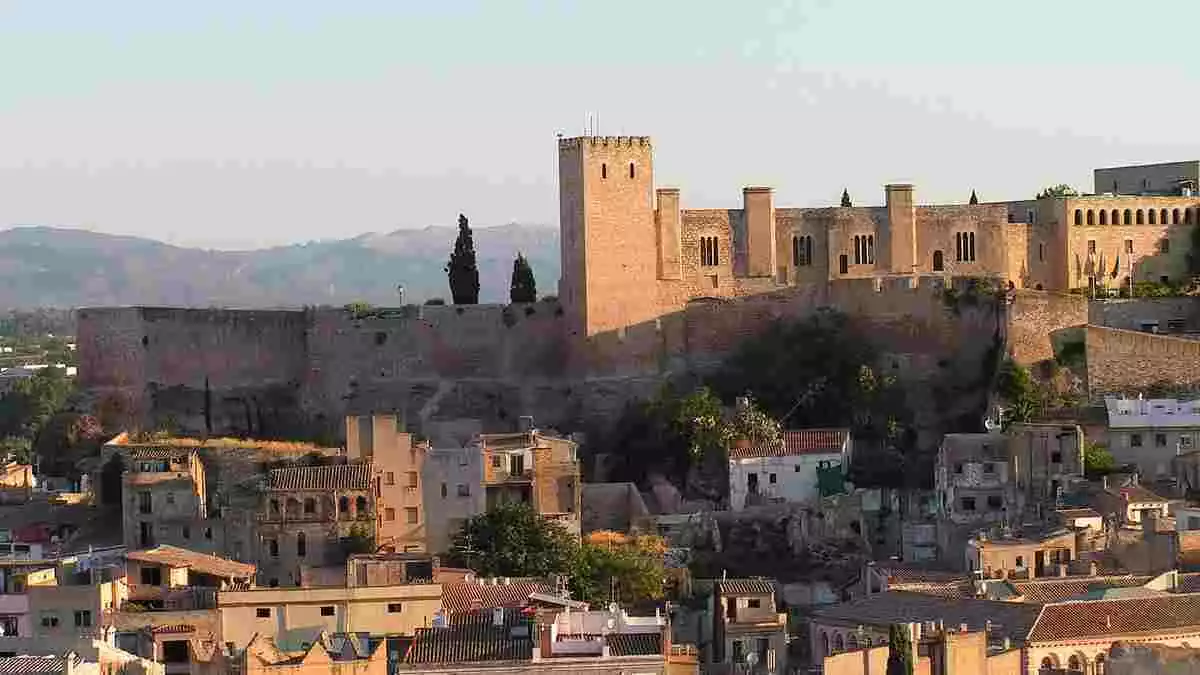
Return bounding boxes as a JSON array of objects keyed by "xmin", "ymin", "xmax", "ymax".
[{"xmin": 0, "ymin": 225, "xmax": 561, "ymax": 309}]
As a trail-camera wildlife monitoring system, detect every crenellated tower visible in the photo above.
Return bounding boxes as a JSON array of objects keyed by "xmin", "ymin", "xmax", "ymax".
[{"xmin": 557, "ymin": 136, "xmax": 659, "ymax": 340}]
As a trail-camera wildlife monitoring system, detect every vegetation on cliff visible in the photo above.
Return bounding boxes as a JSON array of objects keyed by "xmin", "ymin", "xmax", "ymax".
[
  {"xmin": 446, "ymin": 214, "xmax": 481, "ymax": 305},
  {"xmin": 1035, "ymin": 184, "xmax": 1078, "ymax": 198}
]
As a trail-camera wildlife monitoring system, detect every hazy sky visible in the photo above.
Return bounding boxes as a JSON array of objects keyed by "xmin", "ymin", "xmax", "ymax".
[{"xmin": 2, "ymin": 1, "xmax": 1200, "ymax": 250}]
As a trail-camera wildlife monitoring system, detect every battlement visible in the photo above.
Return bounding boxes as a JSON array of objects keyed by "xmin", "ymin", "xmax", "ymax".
[{"xmin": 557, "ymin": 135, "xmax": 652, "ymax": 150}]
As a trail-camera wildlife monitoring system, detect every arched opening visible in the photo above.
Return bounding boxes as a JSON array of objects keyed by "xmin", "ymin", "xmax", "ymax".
[
  {"xmin": 833, "ymin": 633, "xmax": 844, "ymax": 653},
  {"xmin": 1149, "ymin": 209, "xmax": 1157, "ymax": 224},
  {"xmin": 355, "ymin": 496, "xmax": 368, "ymax": 515},
  {"xmin": 296, "ymin": 532, "xmax": 306, "ymax": 557},
  {"xmin": 1162, "ymin": 208, "xmax": 1169, "ymax": 224},
  {"xmin": 1112, "ymin": 209, "xmax": 1119, "ymax": 225},
  {"xmin": 1074, "ymin": 209, "xmax": 1083, "ymax": 225},
  {"xmin": 1035, "ymin": 283, "xmax": 1044, "ymax": 290},
  {"xmin": 1174, "ymin": 208, "xmax": 1181, "ymax": 224},
  {"xmin": 867, "ymin": 235, "xmax": 875, "ymax": 264},
  {"xmin": 821, "ymin": 632, "xmax": 829, "ymax": 656},
  {"xmin": 1187, "ymin": 209, "xmax": 1195, "ymax": 225},
  {"xmin": 1124, "ymin": 209, "xmax": 1132, "ymax": 224},
  {"xmin": 1067, "ymin": 654, "xmax": 1082, "ymax": 672},
  {"xmin": 805, "ymin": 236, "xmax": 813, "ymax": 266},
  {"xmin": 1137, "ymin": 210, "xmax": 1145, "ymax": 224},
  {"xmin": 1086, "ymin": 210, "xmax": 1094, "ymax": 225},
  {"xmin": 853, "ymin": 236, "xmax": 862, "ymax": 265},
  {"xmin": 968, "ymin": 232, "xmax": 976, "ymax": 261},
  {"xmin": 792, "ymin": 236, "xmax": 799, "ymax": 267},
  {"xmin": 629, "ymin": 162, "xmax": 635, "ymax": 179},
  {"xmin": 1040, "ymin": 656, "xmax": 1056, "ymax": 672},
  {"xmin": 338, "ymin": 496, "xmax": 350, "ymax": 519},
  {"xmin": 932, "ymin": 250, "xmax": 944, "ymax": 272},
  {"xmin": 1099, "ymin": 210, "xmax": 1107, "ymax": 225},
  {"xmin": 847, "ymin": 634, "xmax": 858, "ymax": 650},
  {"xmin": 955, "ymin": 233, "xmax": 963, "ymax": 262},
  {"xmin": 1095, "ymin": 653, "xmax": 1106, "ymax": 674},
  {"xmin": 601, "ymin": 163, "xmax": 607, "ymax": 179}
]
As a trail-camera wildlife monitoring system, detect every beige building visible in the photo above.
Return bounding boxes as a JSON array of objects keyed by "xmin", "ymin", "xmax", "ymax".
[
  {"xmin": 479, "ymin": 431, "xmax": 581, "ymax": 538},
  {"xmin": 346, "ymin": 414, "xmax": 428, "ymax": 554},
  {"xmin": 821, "ymin": 626, "xmax": 1021, "ymax": 675},
  {"xmin": 242, "ymin": 633, "xmax": 389, "ymax": 674},
  {"xmin": 118, "ymin": 448, "xmax": 211, "ymax": 553},
  {"xmin": 421, "ymin": 445, "xmax": 485, "ymax": 555},
  {"xmin": 966, "ymin": 528, "xmax": 1077, "ymax": 580},
  {"xmin": 707, "ymin": 579, "xmax": 787, "ymax": 674}
]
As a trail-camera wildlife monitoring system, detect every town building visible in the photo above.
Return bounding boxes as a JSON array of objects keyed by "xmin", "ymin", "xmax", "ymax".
[
  {"xmin": 240, "ymin": 633, "xmax": 389, "ymax": 675},
  {"xmin": 478, "ymin": 431, "xmax": 581, "ymax": 538},
  {"xmin": 727, "ymin": 429, "xmax": 851, "ymax": 510},
  {"xmin": 707, "ymin": 579, "xmax": 787, "ymax": 673},
  {"xmin": 1106, "ymin": 395, "xmax": 1200, "ymax": 479},
  {"xmin": 345, "ymin": 414, "xmax": 428, "ymax": 554},
  {"xmin": 1087, "ymin": 480, "xmax": 1170, "ymax": 527},
  {"xmin": 118, "ymin": 448, "xmax": 211, "ymax": 553},
  {"xmin": 819, "ymin": 624, "xmax": 1021, "ymax": 675},
  {"xmin": 966, "ymin": 528, "xmax": 1078, "ymax": 580},
  {"xmin": 421, "ymin": 445, "xmax": 485, "ymax": 555}
]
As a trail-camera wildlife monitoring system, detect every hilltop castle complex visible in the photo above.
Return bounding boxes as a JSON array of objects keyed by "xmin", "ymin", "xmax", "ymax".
[{"xmin": 77, "ymin": 139, "xmax": 1200, "ymax": 441}]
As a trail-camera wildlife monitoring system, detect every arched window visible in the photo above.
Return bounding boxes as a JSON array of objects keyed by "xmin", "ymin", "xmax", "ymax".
[
  {"xmin": 1038, "ymin": 242, "xmax": 1045, "ymax": 261},
  {"xmin": 1136, "ymin": 209, "xmax": 1144, "ymax": 224},
  {"xmin": 1067, "ymin": 654, "xmax": 1082, "ymax": 672},
  {"xmin": 296, "ymin": 532, "xmax": 306, "ymax": 557},
  {"xmin": 338, "ymin": 496, "xmax": 350, "ymax": 518},
  {"xmin": 1095, "ymin": 653, "xmax": 1106, "ymax": 674},
  {"xmin": 1086, "ymin": 210, "xmax": 1094, "ymax": 225},
  {"xmin": 853, "ymin": 236, "xmax": 862, "ymax": 265},
  {"xmin": 1174, "ymin": 208, "xmax": 1181, "ymax": 224},
  {"xmin": 867, "ymin": 235, "xmax": 875, "ymax": 264},
  {"xmin": 629, "ymin": 162, "xmax": 635, "ymax": 179},
  {"xmin": 805, "ymin": 236, "xmax": 814, "ymax": 266},
  {"xmin": 303, "ymin": 498, "xmax": 315, "ymax": 515},
  {"xmin": 792, "ymin": 236, "xmax": 799, "ymax": 267},
  {"xmin": 933, "ymin": 250, "xmax": 944, "ymax": 272},
  {"xmin": 601, "ymin": 163, "xmax": 607, "ymax": 179},
  {"xmin": 1099, "ymin": 210, "xmax": 1107, "ymax": 225},
  {"xmin": 833, "ymin": 634, "xmax": 844, "ymax": 653},
  {"xmin": 1074, "ymin": 209, "xmax": 1083, "ymax": 225},
  {"xmin": 1187, "ymin": 209, "xmax": 1195, "ymax": 225},
  {"xmin": 1112, "ymin": 209, "xmax": 1119, "ymax": 225},
  {"xmin": 355, "ymin": 496, "xmax": 368, "ymax": 515},
  {"xmin": 1124, "ymin": 209, "xmax": 1133, "ymax": 225},
  {"xmin": 1040, "ymin": 656, "xmax": 1054, "ymax": 671},
  {"xmin": 268, "ymin": 539, "xmax": 279, "ymax": 557},
  {"xmin": 969, "ymin": 232, "xmax": 976, "ymax": 261},
  {"xmin": 847, "ymin": 634, "xmax": 858, "ymax": 650},
  {"xmin": 955, "ymin": 233, "xmax": 963, "ymax": 262},
  {"xmin": 1149, "ymin": 209, "xmax": 1157, "ymax": 224},
  {"xmin": 821, "ymin": 632, "xmax": 829, "ymax": 656},
  {"xmin": 1162, "ymin": 208, "xmax": 1169, "ymax": 224}
]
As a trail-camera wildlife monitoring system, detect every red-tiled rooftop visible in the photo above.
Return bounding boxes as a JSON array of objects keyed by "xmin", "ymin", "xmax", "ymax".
[
  {"xmin": 716, "ymin": 579, "xmax": 775, "ymax": 596},
  {"xmin": 1012, "ymin": 575, "xmax": 1155, "ymax": 603},
  {"xmin": 1027, "ymin": 593, "xmax": 1200, "ymax": 642},
  {"xmin": 127, "ymin": 545, "xmax": 256, "ymax": 579},
  {"xmin": 267, "ymin": 463, "xmax": 372, "ymax": 491},
  {"xmin": 441, "ymin": 580, "xmax": 556, "ymax": 613},
  {"xmin": 729, "ymin": 429, "xmax": 850, "ymax": 460}
]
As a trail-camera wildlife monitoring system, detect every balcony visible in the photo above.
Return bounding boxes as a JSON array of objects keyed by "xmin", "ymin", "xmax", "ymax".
[
  {"xmin": 257, "ymin": 511, "xmax": 336, "ymax": 524},
  {"xmin": 123, "ymin": 585, "xmax": 217, "ymax": 611}
]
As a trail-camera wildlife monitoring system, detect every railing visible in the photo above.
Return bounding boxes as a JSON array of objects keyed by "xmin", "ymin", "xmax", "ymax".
[
  {"xmin": 121, "ymin": 586, "xmax": 217, "ymax": 611},
  {"xmin": 256, "ymin": 512, "xmax": 336, "ymax": 523}
]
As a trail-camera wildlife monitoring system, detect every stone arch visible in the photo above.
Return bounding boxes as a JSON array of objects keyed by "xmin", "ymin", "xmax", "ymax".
[
  {"xmin": 1112, "ymin": 209, "xmax": 1119, "ymax": 225},
  {"xmin": 1040, "ymin": 654, "xmax": 1060, "ymax": 671},
  {"xmin": 1067, "ymin": 652, "xmax": 1085, "ymax": 672},
  {"xmin": 833, "ymin": 633, "xmax": 844, "ymax": 653},
  {"xmin": 1124, "ymin": 209, "xmax": 1132, "ymax": 225},
  {"xmin": 1162, "ymin": 208, "xmax": 1169, "ymax": 224},
  {"xmin": 1137, "ymin": 209, "xmax": 1145, "ymax": 224},
  {"xmin": 1074, "ymin": 209, "xmax": 1083, "ymax": 225},
  {"xmin": 1086, "ymin": 210, "xmax": 1095, "ymax": 225},
  {"xmin": 1099, "ymin": 210, "xmax": 1107, "ymax": 225},
  {"xmin": 1174, "ymin": 208, "xmax": 1181, "ymax": 224},
  {"xmin": 1150, "ymin": 209, "xmax": 1157, "ymax": 225}
]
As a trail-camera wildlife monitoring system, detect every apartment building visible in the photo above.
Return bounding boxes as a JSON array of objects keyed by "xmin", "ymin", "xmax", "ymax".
[
  {"xmin": 118, "ymin": 448, "xmax": 212, "ymax": 553},
  {"xmin": 728, "ymin": 429, "xmax": 852, "ymax": 510},
  {"xmin": 708, "ymin": 579, "xmax": 787, "ymax": 674},
  {"xmin": 479, "ymin": 431, "xmax": 581, "ymax": 538},
  {"xmin": 346, "ymin": 414, "xmax": 427, "ymax": 554},
  {"xmin": 1106, "ymin": 395, "xmax": 1200, "ymax": 479}
]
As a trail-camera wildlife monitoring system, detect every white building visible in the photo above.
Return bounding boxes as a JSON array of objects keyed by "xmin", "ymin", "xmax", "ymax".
[
  {"xmin": 1105, "ymin": 395, "xmax": 1200, "ymax": 478},
  {"xmin": 728, "ymin": 429, "xmax": 851, "ymax": 510}
]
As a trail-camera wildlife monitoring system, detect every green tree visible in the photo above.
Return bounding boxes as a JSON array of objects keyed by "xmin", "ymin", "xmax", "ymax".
[
  {"xmin": 340, "ymin": 523, "xmax": 376, "ymax": 557},
  {"xmin": 969, "ymin": 190, "xmax": 979, "ymax": 205},
  {"xmin": 1036, "ymin": 184, "xmax": 1079, "ymax": 199},
  {"xmin": 446, "ymin": 214, "xmax": 480, "ymax": 305},
  {"xmin": 34, "ymin": 413, "xmax": 103, "ymax": 478},
  {"xmin": 344, "ymin": 301, "xmax": 372, "ymax": 319},
  {"xmin": 0, "ymin": 437, "xmax": 30, "ymax": 464},
  {"xmin": 449, "ymin": 502, "xmax": 577, "ymax": 577},
  {"xmin": 509, "ymin": 253, "xmax": 537, "ymax": 303},
  {"xmin": 887, "ymin": 624, "xmax": 914, "ymax": 675},
  {"xmin": 1084, "ymin": 441, "xmax": 1116, "ymax": 476},
  {"xmin": 841, "ymin": 189, "xmax": 852, "ymax": 208},
  {"xmin": 996, "ymin": 358, "xmax": 1040, "ymax": 426},
  {"xmin": 0, "ymin": 367, "xmax": 74, "ymax": 440},
  {"xmin": 571, "ymin": 532, "xmax": 666, "ymax": 606}
]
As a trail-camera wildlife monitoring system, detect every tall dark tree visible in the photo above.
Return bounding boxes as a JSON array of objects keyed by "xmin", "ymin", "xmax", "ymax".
[
  {"xmin": 841, "ymin": 189, "xmax": 853, "ymax": 208},
  {"xmin": 969, "ymin": 190, "xmax": 979, "ymax": 205},
  {"xmin": 509, "ymin": 253, "xmax": 537, "ymax": 303},
  {"xmin": 886, "ymin": 624, "xmax": 914, "ymax": 675},
  {"xmin": 445, "ymin": 214, "xmax": 480, "ymax": 305}
]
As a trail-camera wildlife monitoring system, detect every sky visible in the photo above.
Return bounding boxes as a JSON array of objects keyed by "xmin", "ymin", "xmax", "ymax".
[{"xmin": 2, "ymin": 1, "xmax": 1200, "ymax": 250}]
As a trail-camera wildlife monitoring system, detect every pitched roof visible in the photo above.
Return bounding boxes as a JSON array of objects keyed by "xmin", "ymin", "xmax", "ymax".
[
  {"xmin": 811, "ymin": 591, "xmax": 1040, "ymax": 642},
  {"xmin": 716, "ymin": 579, "xmax": 774, "ymax": 596},
  {"xmin": 267, "ymin": 463, "xmax": 372, "ymax": 491},
  {"xmin": 1027, "ymin": 593, "xmax": 1200, "ymax": 642},
  {"xmin": 441, "ymin": 580, "xmax": 556, "ymax": 613},
  {"xmin": 1010, "ymin": 575, "xmax": 1156, "ymax": 603},
  {"xmin": 1111, "ymin": 485, "xmax": 1168, "ymax": 503},
  {"xmin": 730, "ymin": 429, "xmax": 849, "ymax": 460},
  {"xmin": 606, "ymin": 632, "xmax": 662, "ymax": 657},
  {"xmin": 126, "ymin": 447, "xmax": 196, "ymax": 461},
  {"xmin": 0, "ymin": 656, "xmax": 77, "ymax": 675},
  {"xmin": 127, "ymin": 544, "xmax": 256, "ymax": 579},
  {"xmin": 405, "ymin": 620, "xmax": 534, "ymax": 664}
]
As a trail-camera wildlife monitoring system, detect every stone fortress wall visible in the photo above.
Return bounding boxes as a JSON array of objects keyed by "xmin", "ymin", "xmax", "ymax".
[{"xmin": 75, "ymin": 137, "xmax": 1200, "ymax": 442}]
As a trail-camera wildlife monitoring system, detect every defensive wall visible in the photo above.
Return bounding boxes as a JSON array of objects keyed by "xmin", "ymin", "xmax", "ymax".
[
  {"xmin": 1085, "ymin": 325, "xmax": 1200, "ymax": 397},
  {"xmin": 78, "ymin": 276, "xmax": 1077, "ymax": 448}
]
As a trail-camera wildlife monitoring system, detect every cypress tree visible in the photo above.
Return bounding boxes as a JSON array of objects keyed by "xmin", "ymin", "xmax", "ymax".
[
  {"xmin": 445, "ymin": 214, "xmax": 480, "ymax": 305},
  {"xmin": 969, "ymin": 190, "xmax": 979, "ymax": 205},
  {"xmin": 841, "ymin": 189, "xmax": 853, "ymax": 208},
  {"xmin": 887, "ymin": 624, "xmax": 913, "ymax": 675},
  {"xmin": 509, "ymin": 253, "xmax": 537, "ymax": 303}
]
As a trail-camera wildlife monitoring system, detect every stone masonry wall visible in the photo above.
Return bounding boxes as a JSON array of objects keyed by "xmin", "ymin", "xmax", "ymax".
[
  {"xmin": 1086, "ymin": 325, "xmax": 1200, "ymax": 397},
  {"xmin": 1006, "ymin": 291, "xmax": 1089, "ymax": 365}
]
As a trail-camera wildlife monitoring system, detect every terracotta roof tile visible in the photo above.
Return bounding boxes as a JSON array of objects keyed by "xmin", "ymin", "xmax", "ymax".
[
  {"xmin": 811, "ymin": 591, "xmax": 1040, "ymax": 642},
  {"xmin": 151, "ymin": 624, "xmax": 197, "ymax": 634},
  {"xmin": 1027, "ymin": 593, "xmax": 1200, "ymax": 642},
  {"xmin": 1012, "ymin": 575, "xmax": 1155, "ymax": 603},
  {"xmin": 267, "ymin": 463, "xmax": 372, "ymax": 491},
  {"xmin": 716, "ymin": 579, "xmax": 775, "ymax": 596},
  {"xmin": 607, "ymin": 632, "xmax": 662, "ymax": 656},
  {"xmin": 405, "ymin": 619, "xmax": 533, "ymax": 664},
  {"xmin": 127, "ymin": 544, "xmax": 256, "ymax": 579},
  {"xmin": 127, "ymin": 447, "xmax": 195, "ymax": 461},
  {"xmin": 0, "ymin": 656, "xmax": 78, "ymax": 675},
  {"xmin": 730, "ymin": 429, "xmax": 849, "ymax": 460},
  {"xmin": 441, "ymin": 580, "xmax": 555, "ymax": 613}
]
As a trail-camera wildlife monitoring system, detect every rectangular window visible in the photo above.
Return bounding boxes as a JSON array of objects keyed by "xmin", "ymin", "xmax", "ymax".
[
  {"xmin": 1087, "ymin": 240, "xmax": 1096, "ymax": 254},
  {"xmin": 181, "ymin": 525, "xmax": 190, "ymax": 540},
  {"xmin": 1156, "ymin": 433, "xmax": 1168, "ymax": 447},
  {"xmin": 768, "ymin": 473, "xmax": 777, "ymax": 484},
  {"xmin": 405, "ymin": 507, "xmax": 419, "ymax": 524},
  {"xmin": 1161, "ymin": 239, "xmax": 1171, "ymax": 254},
  {"xmin": 1125, "ymin": 239, "xmax": 1134, "ymax": 254},
  {"xmin": 407, "ymin": 472, "xmax": 419, "ymax": 488},
  {"xmin": 385, "ymin": 508, "xmax": 396, "ymax": 521},
  {"xmin": 491, "ymin": 455, "xmax": 502, "ymax": 468},
  {"xmin": 983, "ymin": 462, "xmax": 996, "ymax": 474},
  {"xmin": 961, "ymin": 497, "xmax": 976, "ymax": 511},
  {"xmin": 793, "ymin": 465, "xmax": 801, "ymax": 472},
  {"xmin": 40, "ymin": 613, "xmax": 58, "ymax": 628},
  {"xmin": 320, "ymin": 606, "xmax": 335, "ymax": 617},
  {"xmin": 987, "ymin": 495, "xmax": 1003, "ymax": 509},
  {"xmin": 256, "ymin": 608, "xmax": 271, "ymax": 618},
  {"xmin": 165, "ymin": 492, "xmax": 175, "ymax": 505},
  {"xmin": 747, "ymin": 599, "xmax": 761, "ymax": 609},
  {"xmin": 138, "ymin": 492, "xmax": 152, "ymax": 515},
  {"xmin": 73, "ymin": 610, "xmax": 92, "ymax": 627},
  {"xmin": 387, "ymin": 603, "xmax": 403, "ymax": 613},
  {"xmin": 1132, "ymin": 434, "xmax": 1143, "ymax": 448},
  {"xmin": 1038, "ymin": 242, "xmax": 1045, "ymax": 261},
  {"xmin": 457, "ymin": 484, "xmax": 470, "ymax": 497},
  {"xmin": 385, "ymin": 472, "xmax": 395, "ymax": 486},
  {"xmin": 1051, "ymin": 452, "xmax": 1063, "ymax": 464}
]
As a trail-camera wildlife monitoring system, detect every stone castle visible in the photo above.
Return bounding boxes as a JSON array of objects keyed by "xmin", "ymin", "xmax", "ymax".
[{"xmin": 77, "ymin": 139, "xmax": 1200, "ymax": 442}]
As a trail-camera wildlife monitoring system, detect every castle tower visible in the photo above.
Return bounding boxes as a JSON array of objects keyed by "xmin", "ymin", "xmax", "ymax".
[
  {"xmin": 558, "ymin": 136, "xmax": 658, "ymax": 339},
  {"xmin": 743, "ymin": 186, "xmax": 776, "ymax": 277},
  {"xmin": 884, "ymin": 184, "xmax": 917, "ymax": 275}
]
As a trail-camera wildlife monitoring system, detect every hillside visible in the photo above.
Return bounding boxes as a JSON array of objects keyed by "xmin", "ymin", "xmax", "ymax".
[{"xmin": 0, "ymin": 225, "xmax": 560, "ymax": 309}]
